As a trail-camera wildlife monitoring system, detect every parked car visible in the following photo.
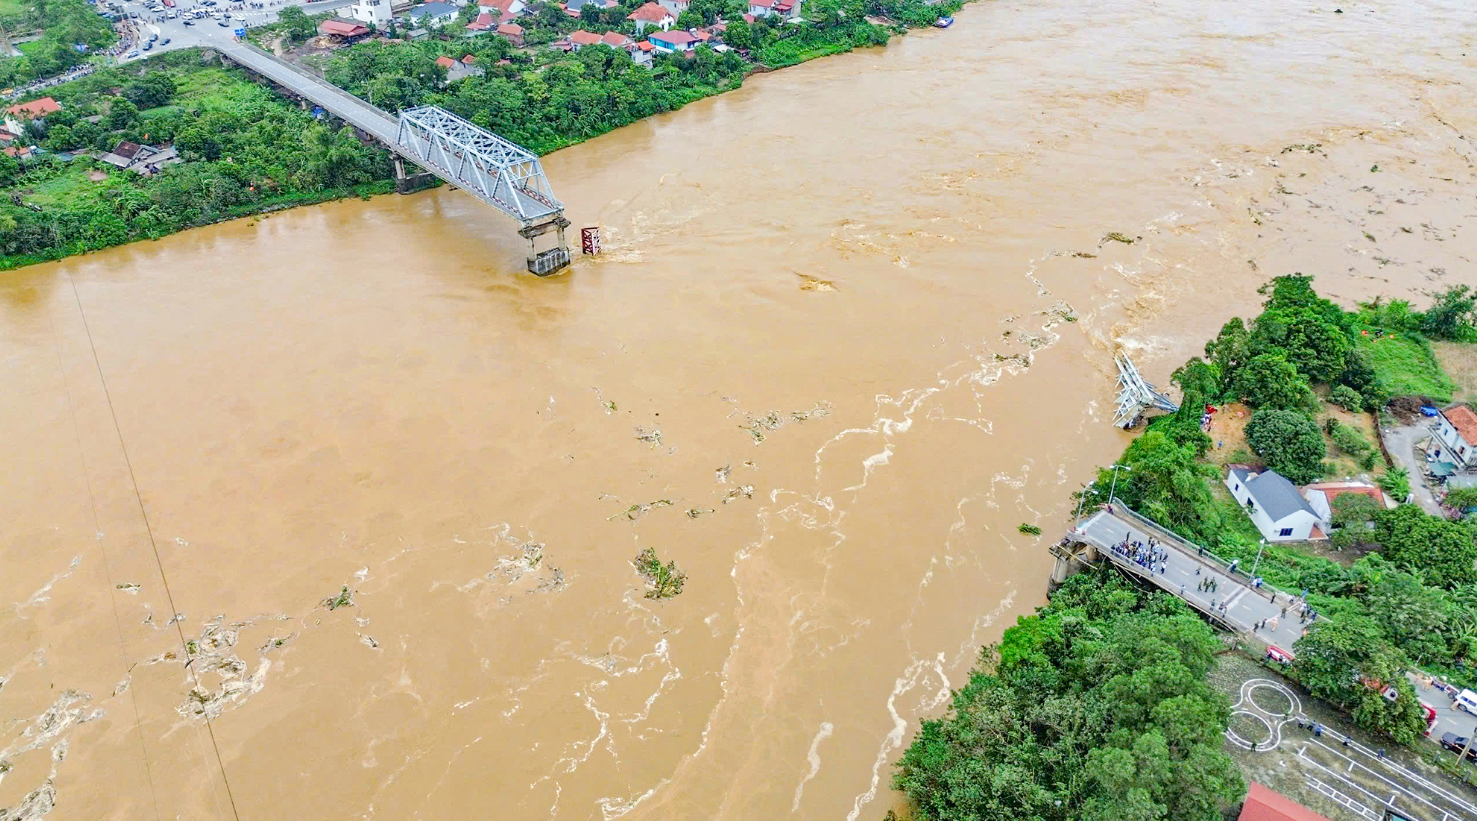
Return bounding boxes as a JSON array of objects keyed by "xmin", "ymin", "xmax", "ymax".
[
  {"xmin": 1456, "ymin": 689, "xmax": 1477, "ymax": 715},
  {"xmin": 126, "ymin": 49, "xmax": 139, "ymax": 57},
  {"xmin": 182, "ymin": 17, "xmax": 192, "ymax": 23},
  {"xmin": 1440, "ymin": 732, "xmax": 1477, "ymax": 760},
  {"xmin": 159, "ymin": 37, "xmax": 170, "ymax": 44},
  {"xmin": 217, "ymin": 18, "xmax": 228, "ymax": 24}
]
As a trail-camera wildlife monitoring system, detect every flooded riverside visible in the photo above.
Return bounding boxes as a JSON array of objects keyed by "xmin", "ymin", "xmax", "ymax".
[{"xmin": 3, "ymin": 0, "xmax": 1477, "ymax": 817}]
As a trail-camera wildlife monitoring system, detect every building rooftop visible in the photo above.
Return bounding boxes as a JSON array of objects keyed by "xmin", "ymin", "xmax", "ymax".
[
  {"xmin": 1443, "ymin": 404, "xmax": 1477, "ymax": 447},
  {"xmin": 1238, "ymin": 782, "xmax": 1332, "ymax": 821},
  {"xmin": 319, "ymin": 18, "xmax": 371, "ymax": 35},
  {"xmin": 6, "ymin": 97, "xmax": 62, "ymax": 118},
  {"xmin": 408, "ymin": 1, "xmax": 457, "ymax": 17},
  {"xmin": 627, "ymin": 1, "xmax": 673, "ymax": 21},
  {"xmin": 651, "ymin": 29, "xmax": 698, "ymax": 44},
  {"xmin": 1229, "ymin": 467, "xmax": 1318, "ymax": 522},
  {"xmin": 496, "ymin": 21, "xmax": 522, "ymax": 33},
  {"xmin": 569, "ymin": 29, "xmax": 603, "ymax": 45}
]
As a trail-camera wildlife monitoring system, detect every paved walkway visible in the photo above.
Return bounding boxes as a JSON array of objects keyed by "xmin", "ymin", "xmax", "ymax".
[
  {"xmin": 1381, "ymin": 421, "xmax": 1445, "ymax": 515},
  {"xmin": 1073, "ymin": 508, "xmax": 1312, "ymax": 651}
]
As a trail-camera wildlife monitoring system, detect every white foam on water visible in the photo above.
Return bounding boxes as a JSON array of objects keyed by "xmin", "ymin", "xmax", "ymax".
[{"xmin": 791, "ymin": 721, "xmax": 834, "ymax": 812}]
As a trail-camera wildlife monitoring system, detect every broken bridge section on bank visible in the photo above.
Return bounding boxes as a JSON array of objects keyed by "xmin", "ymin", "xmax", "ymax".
[
  {"xmin": 219, "ymin": 42, "xmax": 571, "ymax": 274},
  {"xmin": 1060, "ymin": 506, "xmax": 1310, "ymax": 651}
]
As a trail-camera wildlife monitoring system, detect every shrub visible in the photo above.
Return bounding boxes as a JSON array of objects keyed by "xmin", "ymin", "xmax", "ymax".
[
  {"xmin": 1379, "ymin": 467, "xmax": 1410, "ymax": 502},
  {"xmin": 1330, "ymin": 420, "xmax": 1372, "ymax": 458},
  {"xmin": 1246, "ymin": 409, "xmax": 1326, "ymax": 484},
  {"xmin": 1329, "ymin": 384, "xmax": 1363, "ymax": 412}
]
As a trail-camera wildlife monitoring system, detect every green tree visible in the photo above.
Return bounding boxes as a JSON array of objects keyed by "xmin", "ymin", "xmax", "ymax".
[
  {"xmin": 106, "ymin": 97, "xmax": 140, "ymax": 132},
  {"xmin": 1246, "ymin": 409, "xmax": 1325, "ymax": 484},
  {"xmin": 894, "ymin": 571, "xmax": 1244, "ymax": 821},
  {"xmin": 1330, "ymin": 492, "xmax": 1381, "ymax": 529},
  {"xmin": 1078, "ymin": 430, "xmax": 1223, "ymax": 543},
  {"xmin": 1232, "ymin": 354, "xmax": 1317, "ymax": 412},
  {"xmin": 277, "ymin": 5, "xmax": 318, "ymax": 41},
  {"xmin": 1328, "ymin": 384, "xmax": 1362, "ymax": 412},
  {"xmin": 1291, "ymin": 615, "xmax": 1426, "ymax": 743},
  {"xmin": 1420, "ymin": 285, "xmax": 1477, "ymax": 340},
  {"xmin": 0, "ymin": 152, "xmax": 18, "ymax": 188},
  {"xmin": 723, "ymin": 17, "xmax": 752, "ymax": 48},
  {"xmin": 1372, "ymin": 504, "xmax": 1477, "ymax": 587},
  {"xmin": 1378, "ymin": 467, "xmax": 1410, "ymax": 504}
]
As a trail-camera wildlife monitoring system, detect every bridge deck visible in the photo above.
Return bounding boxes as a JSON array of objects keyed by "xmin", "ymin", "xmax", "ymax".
[
  {"xmin": 222, "ymin": 43, "xmax": 399, "ymax": 144},
  {"xmin": 1072, "ymin": 507, "xmax": 1310, "ymax": 651}
]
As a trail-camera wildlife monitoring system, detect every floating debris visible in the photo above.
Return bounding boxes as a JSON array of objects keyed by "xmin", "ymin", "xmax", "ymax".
[
  {"xmin": 721, "ymin": 485, "xmax": 755, "ymax": 505},
  {"xmin": 607, "ymin": 499, "xmax": 674, "ymax": 522},
  {"xmin": 114, "ymin": 583, "xmax": 140, "ymax": 594},
  {"xmin": 1018, "ymin": 523, "xmax": 1043, "ymax": 536},
  {"xmin": 1101, "ymin": 232, "xmax": 1136, "ymax": 245},
  {"xmin": 323, "ymin": 586, "xmax": 354, "ymax": 611},
  {"xmin": 632, "ymin": 547, "xmax": 686, "ymax": 600},
  {"xmin": 359, "ymin": 635, "xmax": 380, "ymax": 650},
  {"xmin": 741, "ymin": 402, "xmax": 831, "ymax": 444},
  {"xmin": 1070, "ymin": 251, "xmax": 1097, "ymax": 259},
  {"xmin": 686, "ymin": 508, "xmax": 714, "ymax": 519},
  {"xmin": 1280, "ymin": 143, "xmax": 1322, "ymax": 154},
  {"xmin": 634, "ymin": 426, "xmax": 663, "ymax": 447},
  {"xmin": 715, "ymin": 465, "xmax": 732, "ymax": 484}
]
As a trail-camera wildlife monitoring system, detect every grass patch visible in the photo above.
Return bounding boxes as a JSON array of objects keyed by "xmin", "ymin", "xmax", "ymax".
[
  {"xmin": 0, "ymin": 0, "xmax": 28, "ymax": 17},
  {"xmin": 21, "ymin": 162, "xmax": 108, "ymax": 207},
  {"xmin": 1432, "ymin": 341, "xmax": 1477, "ymax": 404},
  {"xmin": 1359, "ymin": 332, "xmax": 1455, "ymax": 402}
]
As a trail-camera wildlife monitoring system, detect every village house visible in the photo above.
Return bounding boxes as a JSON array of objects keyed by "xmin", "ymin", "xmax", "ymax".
[
  {"xmin": 1301, "ymin": 481, "xmax": 1388, "ymax": 524},
  {"xmin": 466, "ymin": 11, "xmax": 496, "ymax": 31},
  {"xmin": 564, "ymin": 0, "xmax": 617, "ymax": 16},
  {"xmin": 406, "ymin": 1, "xmax": 459, "ymax": 26},
  {"xmin": 632, "ymin": 39, "xmax": 655, "ymax": 65},
  {"xmin": 567, "ymin": 29, "xmax": 604, "ymax": 49},
  {"xmin": 655, "ymin": 0, "xmax": 689, "ymax": 15},
  {"xmin": 746, "ymin": 0, "xmax": 801, "ymax": 19},
  {"xmin": 317, "ymin": 19, "xmax": 373, "ymax": 40},
  {"xmin": 1225, "ymin": 466, "xmax": 1326, "ymax": 542},
  {"xmin": 477, "ymin": 0, "xmax": 525, "ymax": 21},
  {"xmin": 99, "ymin": 140, "xmax": 182, "ymax": 176},
  {"xmin": 1237, "ymin": 782, "xmax": 1332, "ymax": 821},
  {"xmin": 494, "ymin": 21, "xmax": 524, "ymax": 44},
  {"xmin": 1434, "ymin": 403, "xmax": 1477, "ymax": 469},
  {"xmin": 4, "ymin": 97, "xmax": 62, "ymax": 137},
  {"xmin": 626, "ymin": 1, "xmax": 675, "ymax": 32},
  {"xmin": 348, "ymin": 0, "xmax": 392, "ymax": 28},
  {"xmin": 648, "ymin": 29, "xmax": 698, "ymax": 53}
]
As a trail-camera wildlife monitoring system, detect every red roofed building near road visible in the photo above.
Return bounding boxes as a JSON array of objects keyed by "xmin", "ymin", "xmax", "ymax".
[
  {"xmin": 435, "ymin": 55, "xmax": 457, "ymax": 68},
  {"xmin": 1237, "ymin": 783, "xmax": 1332, "ymax": 821},
  {"xmin": 1437, "ymin": 403, "xmax": 1477, "ymax": 468},
  {"xmin": 626, "ymin": 1, "xmax": 675, "ymax": 32},
  {"xmin": 4, "ymin": 96, "xmax": 62, "ymax": 137},
  {"xmin": 467, "ymin": 11, "xmax": 496, "ymax": 30},
  {"xmin": 318, "ymin": 19, "xmax": 371, "ymax": 38},
  {"xmin": 600, "ymin": 30, "xmax": 634, "ymax": 49}
]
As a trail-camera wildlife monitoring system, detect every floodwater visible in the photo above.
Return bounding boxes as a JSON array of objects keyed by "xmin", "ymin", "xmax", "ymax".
[{"xmin": 3, "ymin": 0, "xmax": 1476, "ymax": 817}]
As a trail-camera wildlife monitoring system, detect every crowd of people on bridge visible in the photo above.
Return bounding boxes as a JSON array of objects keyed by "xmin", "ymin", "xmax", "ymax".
[{"xmin": 1110, "ymin": 533, "xmax": 1170, "ymax": 575}]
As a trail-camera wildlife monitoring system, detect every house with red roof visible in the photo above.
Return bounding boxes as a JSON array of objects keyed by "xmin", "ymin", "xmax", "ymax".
[
  {"xmin": 4, "ymin": 96, "xmax": 61, "ymax": 137},
  {"xmin": 633, "ymin": 39, "xmax": 656, "ymax": 65},
  {"xmin": 477, "ymin": 0, "xmax": 526, "ymax": 17},
  {"xmin": 626, "ymin": 1, "xmax": 675, "ymax": 32},
  {"xmin": 1436, "ymin": 403, "xmax": 1477, "ymax": 468},
  {"xmin": 568, "ymin": 29, "xmax": 604, "ymax": 49},
  {"xmin": 747, "ymin": 0, "xmax": 801, "ymax": 19},
  {"xmin": 1238, "ymin": 782, "xmax": 1332, "ymax": 821},
  {"xmin": 495, "ymin": 21, "xmax": 524, "ymax": 44},
  {"xmin": 600, "ymin": 30, "xmax": 634, "ymax": 49},
  {"xmin": 1302, "ymin": 481, "xmax": 1389, "ymax": 526},
  {"xmin": 317, "ymin": 18, "xmax": 372, "ymax": 39}
]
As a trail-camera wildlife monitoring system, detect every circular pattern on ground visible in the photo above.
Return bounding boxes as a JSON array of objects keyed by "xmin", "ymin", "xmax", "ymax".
[
  {"xmin": 1249, "ymin": 682, "xmax": 1295, "ymax": 716},
  {"xmin": 1228, "ymin": 711, "xmax": 1273, "ymax": 748}
]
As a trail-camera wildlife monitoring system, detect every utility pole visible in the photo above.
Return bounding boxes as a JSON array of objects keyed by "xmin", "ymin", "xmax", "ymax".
[
  {"xmin": 1073, "ymin": 480, "xmax": 1095, "ymax": 525},
  {"xmin": 1461, "ymin": 727, "xmax": 1476, "ymax": 765},
  {"xmin": 1107, "ymin": 464, "xmax": 1132, "ymax": 507},
  {"xmin": 1250, "ymin": 539, "xmax": 1266, "ymax": 578}
]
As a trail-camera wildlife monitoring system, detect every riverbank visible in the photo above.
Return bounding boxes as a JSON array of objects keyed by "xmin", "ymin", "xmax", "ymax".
[{"xmin": 1, "ymin": 0, "xmax": 965, "ymax": 271}]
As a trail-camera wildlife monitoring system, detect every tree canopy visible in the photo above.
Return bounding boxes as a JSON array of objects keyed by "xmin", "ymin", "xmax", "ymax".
[
  {"xmin": 895, "ymin": 571, "xmax": 1244, "ymax": 821},
  {"xmin": 1245, "ymin": 408, "xmax": 1325, "ymax": 484}
]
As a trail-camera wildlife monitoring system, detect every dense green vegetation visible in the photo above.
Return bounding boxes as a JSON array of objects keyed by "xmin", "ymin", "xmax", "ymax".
[
  {"xmin": 1, "ymin": 50, "xmax": 393, "ymax": 268},
  {"xmin": 1066, "ymin": 275, "xmax": 1477, "ymax": 742},
  {"xmin": 0, "ymin": 0, "xmax": 116, "ymax": 88},
  {"xmin": 893, "ymin": 570, "xmax": 1245, "ymax": 821}
]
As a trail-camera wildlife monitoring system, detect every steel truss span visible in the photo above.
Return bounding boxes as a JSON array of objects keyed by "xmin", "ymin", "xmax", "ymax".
[{"xmin": 395, "ymin": 106, "xmax": 564, "ymax": 226}]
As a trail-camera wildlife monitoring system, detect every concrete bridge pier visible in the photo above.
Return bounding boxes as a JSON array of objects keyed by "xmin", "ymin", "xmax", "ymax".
[
  {"xmin": 392, "ymin": 156, "xmax": 435, "ymax": 193},
  {"xmin": 520, "ymin": 216, "xmax": 573, "ymax": 276}
]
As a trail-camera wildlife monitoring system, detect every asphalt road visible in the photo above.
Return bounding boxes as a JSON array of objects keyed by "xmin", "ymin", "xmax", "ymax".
[
  {"xmin": 111, "ymin": 0, "xmax": 353, "ymax": 64},
  {"xmin": 1381, "ymin": 420, "xmax": 1446, "ymax": 515}
]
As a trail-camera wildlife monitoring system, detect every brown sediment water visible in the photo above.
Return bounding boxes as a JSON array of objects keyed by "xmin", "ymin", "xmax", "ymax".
[{"xmin": 3, "ymin": 0, "xmax": 1476, "ymax": 817}]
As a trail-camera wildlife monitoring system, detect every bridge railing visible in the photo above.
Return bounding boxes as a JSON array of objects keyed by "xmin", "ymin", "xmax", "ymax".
[{"xmin": 1081, "ymin": 504, "xmax": 1303, "ymax": 607}]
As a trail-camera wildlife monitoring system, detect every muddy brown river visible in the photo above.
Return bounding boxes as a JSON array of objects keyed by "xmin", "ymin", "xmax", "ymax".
[{"xmin": 3, "ymin": 0, "xmax": 1476, "ymax": 817}]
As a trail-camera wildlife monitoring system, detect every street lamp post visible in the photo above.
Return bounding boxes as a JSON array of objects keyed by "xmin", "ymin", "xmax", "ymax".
[
  {"xmin": 1107, "ymin": 464, "xmax": 1132, "ymax": 507},
  {"xmin": 1073, "ymin": 480, "xmax": 1094, "ymax": 525},
  {"xmin": 1251, "ymin": 539, "xmax": 1266, "ymax": 579}
]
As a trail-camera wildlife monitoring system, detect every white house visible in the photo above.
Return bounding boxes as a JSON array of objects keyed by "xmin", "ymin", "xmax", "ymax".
[
  {"xmin": 626, "ymin": 1, "xmax": 675, "ymax": 32},
  {"xmin": 655, "ymin": 0, "xmax": 689, "ymax": 15},
  {"xmin": 747, "ymin": 0, "xmax": 800, "ymax": 19},
  {"xmin": 406, "ymin": 1, "xmax": 459, "ymax": 26},
  {"xmin": 1435, "ymin": 403, "xmax": 1477, "ymax": 469},
  {"xmin": 1225, "ymin": 466, "xmax": 1326, "ymax": 542},
  {"xmin": 350, "ymin": 0, "xmax": 392, "ymax": 27}
]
